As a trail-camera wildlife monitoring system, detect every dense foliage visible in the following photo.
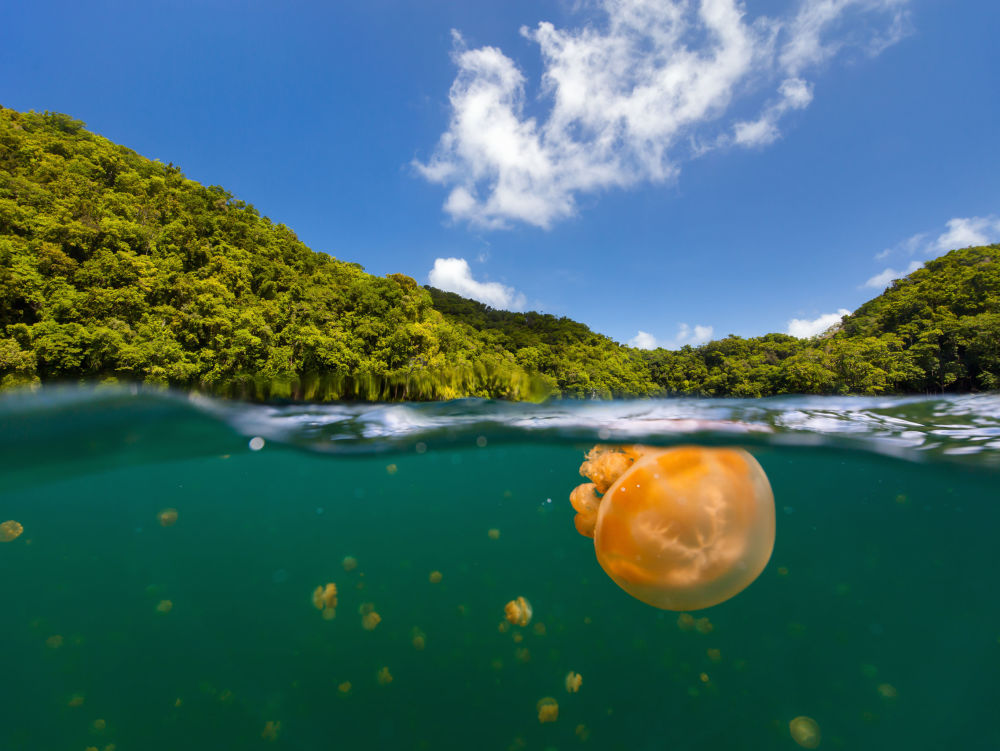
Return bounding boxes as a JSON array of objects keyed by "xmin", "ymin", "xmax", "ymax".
[{"xmin": 1, "ymin": 106, "xmax": 997, "ymax": 400}]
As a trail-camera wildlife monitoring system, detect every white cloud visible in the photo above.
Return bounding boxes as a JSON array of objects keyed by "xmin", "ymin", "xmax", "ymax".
[
  {"xmin": 628, "ymin": 323, "xmax": 714, "ymax": 349},
  {"xmin": 787, "ymin": 308, "xmax": 850, "ymax": 338},
  {"xmin": 935, "ymin": 216, "xmax": 1000, "ymax": 252},
  {"xmin": 427, "ymin": 257, "xmax": 526, "ymax": 310},
  {"xmin": 628, "ymin": 330, "xmax": 659, "ymax": 349},
  {"xmin": 732, "ymin": 77, "xmax": 814, "ymax": 147},
  {"xmin": 417, "ymin": 0, "xmax": 911, "ymax": 228},
  {"xmin": 863, "ymin": 260, "xmax": 922, "ymax": 289},
  {"xmin": 866, "ymin": 214, "xmax": 999, "ymax": 287},
  {"xmin": 875, "ymin": 231, "xmax": 926, "ymax": 260}
]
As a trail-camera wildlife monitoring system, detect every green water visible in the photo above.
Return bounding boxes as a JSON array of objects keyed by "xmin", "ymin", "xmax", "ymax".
[{"xmin": 2, "ymin": 391, "xmax": 999, "ymax": 750}]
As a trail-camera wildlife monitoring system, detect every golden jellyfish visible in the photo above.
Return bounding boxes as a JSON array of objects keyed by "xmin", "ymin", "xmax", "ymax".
[
  {"xmin": 504, "ymin": 597, "xmax": 532, "ymax": 627},
  {"xmin": 877, "ymin": 683, "xmax": 897, "ymax": 699},
  {"xmin": 261, "ymin": 721, "xmax": 281, "ymax": 741},
  {"xmin": 359, "ymin": 603, "xmax": 382, "ymax": 631},
  {"xmin": 0, "ymin": 520, "xmax": 23, "ymax": 542},
  {"xmin": 337, "ymin": 681, "xmax": 352, "ymax": 697},
  {"xmin": 488, "ymin": 528, "xmax": 501, "ymax": 540},
  {"xmin": 313, "ymin": 583, "xmax": 338, "ymax": 619},
  {"xmin": 565, "ymin": 671, "xmax": 582, "ymax": 693},
  {"xmin": 536, "ymin": 697, "xmax": 559, "ymax": 723},
  {"xmin": 46, "ymin": 634, "xmax": 64, "ymax": 649},
  {"xmin": 342, "ymin": 556, "xmax": 358, "ymax": 572},
  {"xmin": 411, "ymin": 627, "xmax": 426, "ymax": 650},
  {"xmin": 569, "ymin": 445, "xmax": 775, "ymax": 611},
  {"xmin": 789, "ymin": 716, "xmax": 821, "ymax": 748},
  {"xmin": 156, "ymin": 599, "xmax": 173, "ymax": 614},
  {"xmin": 157, "ymin": 508, "xmax": 178, "ymax": 527},
  {"xmin": 429, "ymin": 570, "xmax": 443, "ymax": 584},
  {"xmin": 377, "ymin": 666, "xmax": 393, "ymax": 685}
]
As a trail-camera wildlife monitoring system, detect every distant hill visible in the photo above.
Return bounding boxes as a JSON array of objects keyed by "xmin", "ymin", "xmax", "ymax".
[{"xmin": 1, "ymin": 106, "xmax": 997, "ymax": 399}]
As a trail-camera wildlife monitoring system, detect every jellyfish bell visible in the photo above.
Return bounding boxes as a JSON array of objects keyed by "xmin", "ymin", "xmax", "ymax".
[
  {"xmin": 569, "ymin": 445, "xmax": 776, "ymax": 611},
  {"xmin": 536, "ymin": 697, "xmax": 559, "ymax": 723},
  {"xmin": 1, "ymin": 520, "xmax": 24, "ymax": 541},
  {"xmin": 504, "ymin": 597, "xmax": 533, "ymax": 627},
  {"xmin": 789, "ymin": 716, "xmax": 821, "ymax": 748}
]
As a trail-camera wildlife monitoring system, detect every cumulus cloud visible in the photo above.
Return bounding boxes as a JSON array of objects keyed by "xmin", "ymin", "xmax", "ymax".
[
  {"xmin": 428, "ymin": 257, "xmax": 526, "ymax": 310},
  {"xmin": 416, "ymin": 0, "xmax": 911, "ymax": 228},
  {"xmin": 629, "ymin": 323, "xmax": 715, "ymax": 350},
  {"xmin": 867, "ymin": 214, "xmax": 999, "ymax": 288},
  {"xmin": 935, "ymin": 216, "xmax": 1000, "ymax": 251},
  {"xmin": 787, "ymin": 309, "xmax": 850, "ymax": 338},
  {"xmin": 863, "ymin": 260, "xmax": 922, "ymax": 289}
]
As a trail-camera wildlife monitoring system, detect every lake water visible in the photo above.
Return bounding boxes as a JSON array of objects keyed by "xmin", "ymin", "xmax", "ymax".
[{"xmin": 2, "ymin": 387, "xmax": 999, "ymax": 750}]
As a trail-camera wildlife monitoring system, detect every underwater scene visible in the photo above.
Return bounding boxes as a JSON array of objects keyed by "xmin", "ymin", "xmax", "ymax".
[{"xmin": 2, "ymin": 388, "xmax": 999, "ymax": 751}]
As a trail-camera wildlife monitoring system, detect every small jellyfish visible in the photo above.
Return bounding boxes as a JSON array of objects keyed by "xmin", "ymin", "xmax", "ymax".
[
  {"xmin": 313, "ymin": 583, "xmax": 338, "ymax": 619},
  {"xmin": 377, "ymin": 666, "xmax": 393, "ymax": 685},
  {"xmin": 261, "ymin": 720, "xmax": 281, "ymax": 741},
  {"xmin": 694, "ymin": 617, "xmax": 714, "ymax": 635},
  {"xmin": 337, "ymin": 681, "xmax": 352, "ymax": 697},
  {"xmin": 569, "ymin": 445, "xmax": 776, "ymax": 611},
  {"xmin": 532, "ymin": 623, "xmax": 546, "ymax": 637},
  {"xmin": 877, "ymin": 683, "xmax": 897, "ymax": 699},
  {"xmin": 789, "ymin": 716, "xmax": 821, "ymax": 748},
  {"xmin": 157, "ymin": 509, "xmax": 178, "ymax": 527},
  {"xmin": 565, "ymin": 671, "xmax": 582, "ymax": 693},
  {"xmin": 429, "ymin": 570, "xmax": 443, "ymax": 584},
  {"xmin": 46, "ymin": 635, "xmax": 64, "ymax": 649},
  {"xmin": 0, "ymin": 520, "xmax": 23, "ymax": 542},
  {"xmin": 359, "ymin": 603, "xmax": 382, "ymax": 631},
  {"xmin": 411, "ymin": 627, "xmax": 426, "ymax": 650},
  {"xmin": 342, "ymin": 556, "xmax": 358, "ymax": 572},
  {"xmin": 676, "ymin": 613, "xmax": 695, "ymax": 631},
  {"xmin": 515, "ymin": 647, "xmax": 531, "ymax": 663},
  {"xmin": 575, "ymin": 724, "xmax": 591, "ymax": 741},
  {"xmin": 156, "ymin": 600, "xmax": 173, "ymax": 614},
  {"xmin": 707, "ymin": 648, "xmax": 722, "ymax": 663},
  {"xmin": 504, "ymin": 597, "xmax": 533, "ymax": 627},
  {"xmin": 386, "ymin": 464, "xmax": 398, "ymax": 475},
  {"xmin": 68, "ymin": 694, "xmax": 85, "ymax": 707},
  {"xmin": 488, "ymin": 528, "xmax": 501, "ymax": 540},
  {"xmin": 536, "ymin": 697, "xmax": 559, "ymax": 723}
]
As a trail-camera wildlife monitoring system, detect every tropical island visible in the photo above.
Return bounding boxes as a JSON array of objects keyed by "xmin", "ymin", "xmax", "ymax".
[{"xmin": 2, "ymin": 107, "xmax": 998, "ymax": 401}]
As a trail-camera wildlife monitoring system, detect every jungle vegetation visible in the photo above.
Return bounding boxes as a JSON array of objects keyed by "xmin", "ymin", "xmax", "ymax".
[{"xmin": 1, "ymin": 106, "xmax": 997, "ymax": 400}]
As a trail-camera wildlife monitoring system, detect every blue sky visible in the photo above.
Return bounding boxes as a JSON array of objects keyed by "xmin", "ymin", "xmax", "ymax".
[{"xmin": 3, "ymin": 0, "xmax": 998, "ymax": 346}]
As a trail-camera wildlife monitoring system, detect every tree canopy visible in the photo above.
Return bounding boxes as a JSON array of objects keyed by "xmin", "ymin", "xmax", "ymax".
[{"xmin": 1, "ymin": 106, "xmax": 997, "ymax": 400}]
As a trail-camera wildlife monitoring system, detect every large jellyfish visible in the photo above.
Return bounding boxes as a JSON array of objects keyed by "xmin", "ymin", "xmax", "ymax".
[{"xmin": 569, "ymin": 445, "xmax": 775, "ymax": 611}]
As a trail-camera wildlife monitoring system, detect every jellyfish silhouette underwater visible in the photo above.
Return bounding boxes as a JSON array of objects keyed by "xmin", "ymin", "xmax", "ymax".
[{"xmin": 569, "ymin": 445, "xmax": 775, "ymax": 611}]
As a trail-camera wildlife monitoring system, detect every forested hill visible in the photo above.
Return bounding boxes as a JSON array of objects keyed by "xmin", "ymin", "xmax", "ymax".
[
  {"xmin": 429, "ymin": 245, "xmax": 999, "ymax": 396},
  {"xmin": 0, "ymin": 106, "xmax": 997, "ymax": 400}
]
